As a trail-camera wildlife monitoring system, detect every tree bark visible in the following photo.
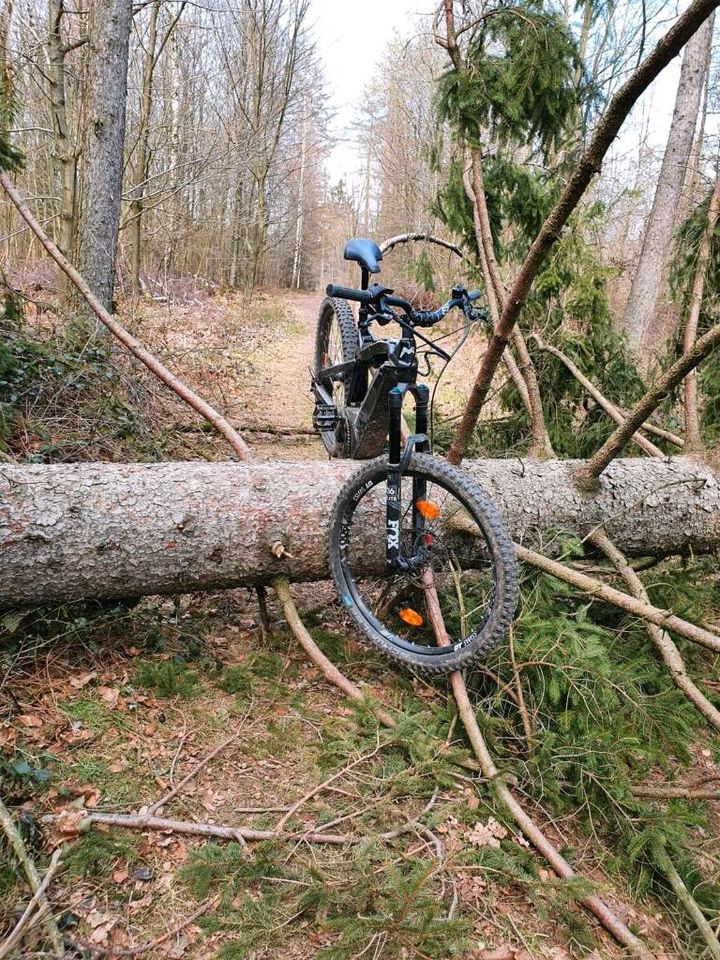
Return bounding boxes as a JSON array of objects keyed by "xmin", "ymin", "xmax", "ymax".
[
  {"xmin": 77, "ymin": 0, "xmax": 132, "ymax": 314},
  {"xmin": 683, "ymin": 175, "xmax": 720, "ymax": 449},
  {"xmin": 622, "ymin": 16, "xmax": 713, "ymax": 360},
  {"xmin": 2, "ymin": 456, "xmax": 720, "ymax": 606},
  {"xmin": 46, "ymin": 0, "xmax": 78, "ymax": 307}
]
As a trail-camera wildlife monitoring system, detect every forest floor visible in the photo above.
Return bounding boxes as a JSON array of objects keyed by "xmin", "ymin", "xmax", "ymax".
[{"xmin": 1, "ymin": 289, "xmax": 713, "ymax": 960}]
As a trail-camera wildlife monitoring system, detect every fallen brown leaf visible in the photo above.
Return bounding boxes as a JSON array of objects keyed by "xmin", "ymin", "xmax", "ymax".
[
  {"xmin": 18, "ymin": 714, "xmax": 43, "ymax": 728},
  {"xmin": 69, "ymin": 671, "xmax": 97, "ymax": 689}
]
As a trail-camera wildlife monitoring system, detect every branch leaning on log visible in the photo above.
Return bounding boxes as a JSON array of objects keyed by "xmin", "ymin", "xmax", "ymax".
[{"xmin": 2, "ymin": 456, "xmax": 720, "ymax": 606}]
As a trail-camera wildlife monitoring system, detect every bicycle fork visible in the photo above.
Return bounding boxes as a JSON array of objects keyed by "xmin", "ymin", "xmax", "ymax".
[{"xmin": 386, "ymin": 383, "xmax": 430, "ymax": 573}]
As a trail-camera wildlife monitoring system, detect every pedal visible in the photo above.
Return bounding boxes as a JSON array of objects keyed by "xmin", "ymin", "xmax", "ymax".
[{"xmin": 313, "ymin": 403, "xmax": 339, "ymax": 431}]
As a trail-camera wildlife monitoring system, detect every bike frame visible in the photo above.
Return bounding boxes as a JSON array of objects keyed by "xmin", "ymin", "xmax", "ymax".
[{"xmin": 313, "ymin": 324, "xmax": 431, "ymax": 573}]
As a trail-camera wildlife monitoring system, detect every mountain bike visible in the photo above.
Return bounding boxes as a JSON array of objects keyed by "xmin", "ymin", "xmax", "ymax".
[{"xmin": 311, "ymin": 238, "xmax": 518, "ymax": 674}]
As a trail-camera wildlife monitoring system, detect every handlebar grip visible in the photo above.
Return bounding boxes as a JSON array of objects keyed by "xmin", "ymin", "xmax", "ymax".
[
  {"xmin": 468, "ymin": 289, "xmax": 482, "ymax": 302},
  {"xmin": 326, "ymin": 284, "xmax": 374, "ymax": 304}
]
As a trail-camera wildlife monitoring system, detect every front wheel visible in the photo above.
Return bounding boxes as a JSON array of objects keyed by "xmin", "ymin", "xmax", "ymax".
[{"xmin": 328, "ymin": 454, "xmax": 518, "ymax": 674}]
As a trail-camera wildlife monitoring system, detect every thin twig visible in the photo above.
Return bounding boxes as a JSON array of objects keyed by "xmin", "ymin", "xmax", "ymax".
[
  {"xmin": 256, "ymin": 585, "xmax": 273, "ymax": 639},
  {"xmin": 42, "ymin": 811, "xmax": 350, "ymax": 846},
  {"xmin": 148, "ymin": 724, "xmax": 247, "ymax": 815},
  {"xmin": 275, "ymin": 737, "xmax": 382, "ymax": 832},
  {"xmin": 0, "ymin": 847, "xmax": 64, "ymax": 960},
  {"xmin": 97, "ymin": 895, "xmax": 219, "ymax": 958},
  {"xmin": 508, "ymin": 624, "xmax": 533, "ymax": 745},
  {"xmin": 378, "ymin": 232, "xmax": 463, "ymax": 257},
  {"xmin": 0, "ymin": 798, "xmax": 64, "ymax": 957},
  {"xmin": 653, "ymin": 841, "xmax": 720, "ymax": 959}
]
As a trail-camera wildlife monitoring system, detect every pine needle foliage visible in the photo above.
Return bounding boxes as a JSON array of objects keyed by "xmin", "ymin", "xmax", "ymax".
[
  {"xmin": 183, "ymin": 842, "xmax": 471, "ymax": 960},
  {"xmin": 472, "ymin": 555, "xmax": 720, "ymax": 937},
  {"xmin": 436, "ymin": 2, "xmax": 583, "ymax": 160}
]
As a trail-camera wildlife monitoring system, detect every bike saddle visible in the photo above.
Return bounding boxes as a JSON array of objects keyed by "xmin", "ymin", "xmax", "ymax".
[{"xmin": 343, "ymin": 238, "xmax": 383, "ymax": 275}]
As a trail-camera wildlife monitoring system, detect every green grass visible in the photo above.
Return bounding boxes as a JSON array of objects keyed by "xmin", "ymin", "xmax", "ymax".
[
  {"xmin": 54, "ymin": 756, "xmax": 147, "ymax": 806},
  {"xmin": 60, "ymin": 698, "xmax": 125, "ymax": 733},
  {"xmin": 135, "ymin": 659, "xmax": 202, "ymax": 698}
]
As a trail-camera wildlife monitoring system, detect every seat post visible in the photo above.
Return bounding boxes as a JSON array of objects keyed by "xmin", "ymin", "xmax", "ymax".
[{"xmin": 361, "ymin": 266, "xmax": 369, "ymax": 291}]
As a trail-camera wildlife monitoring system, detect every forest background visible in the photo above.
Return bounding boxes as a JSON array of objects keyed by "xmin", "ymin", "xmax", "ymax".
[{"xmin": 3, "ymin": 2, "xmax": 720, "ymax": 960}]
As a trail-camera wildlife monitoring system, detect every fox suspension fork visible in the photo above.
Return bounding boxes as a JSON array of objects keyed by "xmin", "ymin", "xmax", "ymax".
[{"xmin": 386, "ymin": 383, "xmax": 430, "ymax": 572}]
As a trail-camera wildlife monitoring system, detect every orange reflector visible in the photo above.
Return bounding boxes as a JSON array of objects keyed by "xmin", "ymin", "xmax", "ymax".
[
  {"xmin": 399, "ymin": 607, "xmax": 424, "ymax": 627},
  {"xmin": 416, "ymin": 499, "xmax": 440, "ymax": 520}
]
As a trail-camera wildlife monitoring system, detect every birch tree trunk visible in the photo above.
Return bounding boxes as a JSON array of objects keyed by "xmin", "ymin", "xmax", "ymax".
[
  {"xmin": 622, "ymin": 16, "xmax": 713, "ymax": 361},
  {"xmin": 2, "ymin": 457, "xmax": 720, "ymax": 606},
  {"xmin": 77, "ymin": 0, "xmax": 132, "ymax": 314}
]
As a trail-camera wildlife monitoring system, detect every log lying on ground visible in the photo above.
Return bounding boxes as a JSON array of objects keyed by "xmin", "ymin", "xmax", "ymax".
[{"xmin": 1, "ymin": 456, "xmax": 719, "ymax": 605}]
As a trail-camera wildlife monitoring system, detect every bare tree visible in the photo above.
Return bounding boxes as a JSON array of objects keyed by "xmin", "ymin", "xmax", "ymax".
[
  {"xmin": 77, "ymin": 0, "xmax": 132, "ymax": 313},
  {"xmin": 622, "ymin": 15, "xmax": 714, "ymax": 362}
]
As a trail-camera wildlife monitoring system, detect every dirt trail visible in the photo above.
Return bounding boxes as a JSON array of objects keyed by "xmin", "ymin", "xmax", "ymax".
[
  {"xmin": 138, "ymin": 285, "xmax": 482, "ymax": 463},
  {"xmin": 239, "ymin": 291, "xmax": 326, "ymax": 460},
  {"xmin": 139, "ymin": 289, "xmax": 327, "ymax": 461}
]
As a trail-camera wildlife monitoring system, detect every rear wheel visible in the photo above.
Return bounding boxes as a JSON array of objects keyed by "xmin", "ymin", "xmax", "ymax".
[
  {"xmin": 314, "ymin": 297, "xmax": 358, "ymax": 458},
  {"xmin": 328, "ymin": 454, "xmax": 518, "ymax": 673}
]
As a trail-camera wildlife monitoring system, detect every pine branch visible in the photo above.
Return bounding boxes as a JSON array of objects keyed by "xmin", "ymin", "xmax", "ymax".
[
  {"xmin": 418, "ymin": 568, "xmax": 654, "ymax": 959},
  {"xmin": 530, "ymin": 333, "xmax": 664, "ymax": 457},
  {"xmin": 514, "ymin": 541, "xmax": 720, "ymax": 653},
  {"xmin": 590, "ymin": 530, "xmax": 720, "ymax": 728}
]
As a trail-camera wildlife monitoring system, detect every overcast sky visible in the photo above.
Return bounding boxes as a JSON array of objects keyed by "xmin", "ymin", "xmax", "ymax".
[{"xmin": 309, "ymin": 0, "xmax": 430, "ymax": 184}]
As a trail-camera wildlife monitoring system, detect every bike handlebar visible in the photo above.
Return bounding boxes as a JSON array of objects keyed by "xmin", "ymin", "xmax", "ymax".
[
  {"xmin": 326, "ymin": 283, "xmax": 375, "ymax": 304},
  {"xmin": 325, "ymin": 283, "xmax": 483, "ymax": 327}
]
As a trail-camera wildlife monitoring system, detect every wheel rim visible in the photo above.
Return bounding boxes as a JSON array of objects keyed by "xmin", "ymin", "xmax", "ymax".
[{"xmin": 336, "ymin": 469, "xmax": 500, "ymax": 658}]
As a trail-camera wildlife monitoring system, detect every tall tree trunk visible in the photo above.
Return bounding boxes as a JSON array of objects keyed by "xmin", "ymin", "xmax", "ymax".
[
  {"xmin": 683, "ymin": 175, "xmax": 720, "ymax": 448},
  {"xmin": 2, "ymin": 457, "xmax": 720, "ymax": 606},
  {"xmin": 46, "ymin": 0, "xmax": 78, "ymax": 307},
  {"xmin": 77, "ymin": 0, "xmax": 133, "ymax": 314},
  {"xmin": 622, "ymin": 16, "xmax": 713, "ymax": 361},
  {"xmin": 292, "ymin": 115, "xmax": 307, "ymax": 290},
  {"xmin": 129, "ymin": 0, "xmax": 160, "ymax": 300}
]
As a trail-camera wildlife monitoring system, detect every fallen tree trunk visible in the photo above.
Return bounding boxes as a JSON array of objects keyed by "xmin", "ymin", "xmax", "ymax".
[{"xmin": 1, "ymin": 456, "xmax": 719, "ymax": 605}]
